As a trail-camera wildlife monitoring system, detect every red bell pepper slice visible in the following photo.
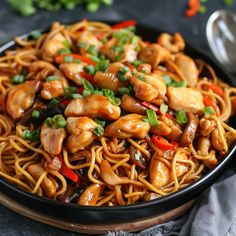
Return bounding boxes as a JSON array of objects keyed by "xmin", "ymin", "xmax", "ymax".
[
  {"xmin": 80, "ymin": 71, "xmax": 95, "ymax": 84},
  {"xmin": 185, "ymin": 0, "xmax": 201, "ymax": 17},
  {"xmin": 151, "ymin": 135, "xmax": 178, "ymax": 151},
  {"xmin": 112, "ymin": 20, "xmax": 137, "ymax": 29},
  {"xmin": 207, "ymin": 84, "xmax": 224, "ymax": 97},
  {"xmin": 58, "ymin": 155, "xmax": 79, "ymax": 183},
  {"xmin": 55, "ymin": 54, "xmax": 96, "ymax": 66}
]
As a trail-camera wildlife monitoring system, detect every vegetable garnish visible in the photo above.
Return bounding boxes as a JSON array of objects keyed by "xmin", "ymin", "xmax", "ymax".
[
  {"xmin": 95, "ymin": 59, "xmax": 110, "ymax": 72},
  {"xmin": 146, "ymin": 109, "xmax": 159, "ymax": 126},
  {"xmin": 47, "ymin": 98, "xmax": 60, "ymax": 108},
  {"xmin": 112, "ymin": 20, "xmax": 137, "ymax": 30},
  {"xmin": 59, "ymin": 48, "xmax": 71, "ymax": 55},
  {"xmin": 185, "ymin": 0, "xmax": 201, "ymax": 17},
  {"xmin": 22, "ymin": 129, "xmax": 40, "ymax": 141},
  {"xmin": 176, "ymin": 110, "xmax": 188, "ymax": 124},
  {"xmin": 32, "ymin": 110, "xmax": 40, "ymax": 119},
  {"xmin": 58, "ymin": 155, "xmax": 79, "ymax": 183},
  {"xmin": 94, "ymin": 118, "xmax": 106, "ymax": 127},
  {"xmin": 160, "ymin": 103, "xmax": 168, "ymax": 115},
  {"xmin": 137, "ymin": 74, "xmax": 147, "ymax": 82},
  {"xmin": 203, "ymin": 106, "xmax": 215, "ymax": 116},
  {"xmin": 64, "ymin": 86, "xmax": 78, "ymax": 99},
  {"xmin": 11, "ymin": 75, "xmax": 25, "ymax": 84},
  {"xmin": 207, "ymin": 84, "xmax": 224, "ymax": 97},
  {"xmin": 46, "ymin": 75, "xmax": 60, "ymax": 82},
  {"xmin": 223, "ymin": 0, "xmax": 234, "ymax": 6},
  {"xmin": 118, "ymin": 87, "xmax": 130, "ymax": 95},
  {"xmin": 172, "ymin": 80, "xmax": 187, "ymax": 88},
  {"xmin": 203, "ymin": 96, "xmax": 218, "ymax": 115},
  {"xmin": 102, "ymin": 89, "xmax": 121, "ymax": 106},
  {"xmin": 132, "ymin": 60, "xmax": 142, "ymax": 67},
  {"xmin": 162, "ymin": 75, "xmax": 173, "ymax": 86},
  {"xmin": 55, "ymin": 54, "xmax": 96, "ymax": 65},
  {"xmin": 46, "ymin": 115, "xmax": 67, "ymax": 129},
  {"xmin": 93, "ymin": 126, "xmax": 104, "ymax": 137},
  {"xmin": 84, "ymin": 65, "xmax": 96, "ymax": 75},
  {"xmin": 151, "ymin": 135, "xmax": 178, "ymax": 151}
]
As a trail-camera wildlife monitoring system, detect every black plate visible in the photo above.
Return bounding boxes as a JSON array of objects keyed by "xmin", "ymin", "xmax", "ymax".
[{"xmin": 0, "ymin": 22, "xmax": 236, "ymax": 224}]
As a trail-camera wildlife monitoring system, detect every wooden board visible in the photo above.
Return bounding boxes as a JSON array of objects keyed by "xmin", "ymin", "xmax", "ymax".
[{"xmin": 0, "ymin": 192, "xmax": 194, "ymax": 234}]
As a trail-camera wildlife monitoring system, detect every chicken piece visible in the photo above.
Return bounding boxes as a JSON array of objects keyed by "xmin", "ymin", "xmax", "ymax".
[
  {"xmin": 157, "ymin": 33, "xmax": 185, "ymax": 53},
  {"xmin": 120, "ymin": 94, "xmax": 146, "ymax": 115},
  {"xmin": 42, "ymin": 33, "xmax": 66, "ymax": 62},
  {"xmin": 197, "ymin": 136, "xmax": 218, "ymax": 169},
  {"xmin": 199, "ymin": 118, "xmax": 216, "ymax": 136},
  {"xmin": 66, "ymin": 117, "xmax": 98, "ymax": 153},
  {"xmin": 60, "ymin": 62, "xmax": 84, "ymax": 86},
  {"xmin": 137, "ymin": 63, "xmax": 152, "ymax": 74},
  {"xmin": 29, "ymin": 60, "xmax": 56, "ymax": 74},
  {"xmin": 167, "ymin": 87, "xmax": 204, "ymax": 113},
  {"xmin": 180, "ymin": 112, "xmax": 199, "ymax": 147},
  {"xmin": 175, "ymin": 54, "xmax": 198, "ymax": 87},
  {"xmin": 65, "ymin": 94, "xmax": 121, "ymax": 120},
  {"xmin": 150, "ymin": 157, "xmax": 170, "ymax": 188},
  {"xmin": 40, "ymin": 123, "xmax": 66, "ymax": 155},
  {"xmin": 173, "ymin": 152, "xmax": 189, "ymax": 178},
  {"xmin": 28, "ymin": 163, "xmax": 56, "ymax": 198},
  {"xmin": 77, "ymin": 31, "xmax": 102, "ymax": 55},
  {"xmin": 150, "ymin": 120, "xmax": 171, "ymax": 136},
  {"xmin": 6, "ymin": 80, "xmax": 41, "ymax": 120},
  {"xmin": 211, "ymin": 129, "xmax": 225, "ymax": 152},
  {"xmin": 78, "ymin": 183, "xmax": 103, "ymax": 206},
  {"xmin": 160, "ymin": 115, "xmax": 182, "ymax": 141},
  {"xmin": 130, "ymin": 72, "xmax": 166, "ymax": 102},
  {"xmin": 101, "ymin": 38, "xmax": 137, "ymax": 62},
  {"xmin": 138, "ymin": 44, "xmax": 171, "ymax": 68},
  {"xmin": 41, "ymin": 80, "xmax": 65, "ymax": 100},
  {"xmin": 104, "ymin": 114, "xmax": 150, "ymax": 139}
]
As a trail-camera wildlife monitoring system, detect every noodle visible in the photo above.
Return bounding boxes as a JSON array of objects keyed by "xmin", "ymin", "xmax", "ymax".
[{"xmin": 0, "ymin": 20, "xmax": 235, "ymax": 206}]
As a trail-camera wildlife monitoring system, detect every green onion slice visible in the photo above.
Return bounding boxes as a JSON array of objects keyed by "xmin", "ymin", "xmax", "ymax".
[
  {"xmin": 146, "ymin": 109, "xmax": 159, "ymax": 126},
  {"xmin": 176, "ymin": 110, "xmax": 188, "ymax": 124},
  {"xmin": 203, "ymin": 106, "xmax": 215, "ymax": 116}
]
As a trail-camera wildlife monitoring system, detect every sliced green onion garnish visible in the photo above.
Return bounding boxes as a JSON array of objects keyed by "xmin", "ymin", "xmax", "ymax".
[
  {"xmin": 120, "ymin": 66, "xmax": 130, "ymax": 73},
  {"xmin": 87, "ymin": 45, "xmax": 97, "ymax": 56},
  {"xmin": 82, "ymin": 90, "xmax": 91, "ymax": 97},
  {"xmin": 59, "ymin": 48, "xmax": 71, "ymax": 55},
  {"xmin": 63, "ymin": 40, "xmax": 71, "ymax": 48},
  {"xmin": 82, "ymin": 78, "xmax": 94, "ymax": 91},
  {"xmin": 47, "ymin": 98, "xmax": 59, "ymax": 108},
  {"xmin": 63, "ymin": 55, "xmax": 73, "ymax": 63},
  {"xmin": 94, "ymin": 118, "xmax": 106, "ymax": 127},
  {"xmin": 118, "ymin": 87, "xmax": 130, "ymax": 95},
  {"xmin": 53, "ymin": 115, "xmax": 67, "ymax": 128},
  {"xmin": 95, "ymin": 59, "xmax": 109, "ymax": 71},
  {"xmin": 102, "ymin": 89, "xmax": 121, "ymax": 106},
  {"xmin": 117, "ymin": 71, "xmax": 128, "ymax": 82},
  {"xmin": 162, "ymin": 75, "xmax": 172, "ymax": 86},
  {"xmin": 137, "ymin": 74, "xmax": 147, "ymax": 82},
  {"xmin": 72, "ymin": 58, "xmax": 81, "ymax": 63},
  {"xmin": 64, "ymin": 86, "xmax": 78, "ymax": 99},
  {"xmin": 172, "ymin": 80, "xmax": 187, "ymax": 87},
  {"xmin": 32, "ymin": 110, "xmax": 40, "ymax": 119},
  {"xmin": 93, "ymin": 126, "xmax": 104, "ymax": 137},
  {"xmin": 71, "ymin": 94, "xmax": 83, "ymax": 99},
  {"xmin": 11, "ymin": 75, "xmax": 25, "ymax": 84},
  {"xmin": 84, "ymin": 65, "xmax": 96, "ymax": 75},
  {"xmin": 22, "ymin": 129, "xmax": 40, "ymax": 141},
  {"xmin": 101, "ymin": 37, "xmax": 108, "ymax": 44},
  {"xmin": 146, "ymin": 109, "xmax": 159, "ymax": 126},
  {"xmin": 203, "ymin": 106, "xmax": 215, "ymax": 116},
  {"xmin": 93, "ymin": 90, "xmax": 103, "ymax": 95},
  {"xmin": 46, "ymin": 75, "xmax": 60, "ymax": 82},
  {"xmin": 132, "ymin": 60, "xmax": 142, "ymax": 67},
  {"xmin": 45, "ymin": 117, "xmax": 53, "ymax": 128},
  {"xmin": 160, "ymin": 103, "xmax": 168, "ymax": 115},
  {"xmin": 176, "ymin": 110, "xmax": 188, "ymax": 124}
]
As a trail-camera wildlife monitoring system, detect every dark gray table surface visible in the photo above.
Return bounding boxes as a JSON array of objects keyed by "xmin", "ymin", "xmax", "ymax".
[{"xmin": 0, "ymin": 0, "xmax": 235, "ymax": 235}]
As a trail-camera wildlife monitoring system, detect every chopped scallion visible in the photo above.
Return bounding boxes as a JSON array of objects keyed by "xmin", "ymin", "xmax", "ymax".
[
  {"xmin": 22, "ymin": 129, "xmax": 40, "ymax": 141},
  {"xmin": 203, "ymin": 106, "xmax": 215, "ymax": 116},
  {"xmin": 176, "ymin": 110, "xmax": 188, "ymax": 124},
  {"xmin": 118, "ymin": 87, "xmax": 130, "ymax": 95},
  {"xmin": 94, "ymin": 118, "xmax": 106, "ymax": 127},
  {"xmin": 160, "ymin": 103, "xmax": 168, "ymax": 115},
  {"xmin": 63, "ymin": 55, "xmax": 73, "ymax": 63},
  {"xmin": 11, "ymin": 75, "xmax": 25, "ymax": 84},
  {"xmin": 84, "ymin": 65, "xmax": 96, "ymax": 75},
  {"xmin": 93, "ymin": 126, "xmax": 104, "ymax": 137},
  {"xmin": 146, "ymin": 109, "xmax": 159, "ymax": 126},
  {"xmin": 32, "ymin": 110, "xmax": 40, "ymax": 119},
  {"xmin": 59, "ymin": 48, "xmax": 71, "ymax": 55},
  {"xmin": 46, "ymin": 75, "xmax": 60, "ymax": 82}
]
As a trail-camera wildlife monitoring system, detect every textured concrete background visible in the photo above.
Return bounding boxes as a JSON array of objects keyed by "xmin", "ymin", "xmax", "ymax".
[{"xmin": 0, "ymin": 0, "xmax": 235, "ymax": 235}]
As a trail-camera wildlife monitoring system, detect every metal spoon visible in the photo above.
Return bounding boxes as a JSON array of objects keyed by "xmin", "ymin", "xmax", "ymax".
[{"xmin": 206, "ymin": 10, "xmax": 236, "ymax": 73}]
